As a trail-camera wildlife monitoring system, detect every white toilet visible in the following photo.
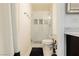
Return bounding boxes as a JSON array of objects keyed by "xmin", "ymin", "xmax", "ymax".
[{"xmin": 42, "ymin": 39, "xmax": 53, "ymax": 56}]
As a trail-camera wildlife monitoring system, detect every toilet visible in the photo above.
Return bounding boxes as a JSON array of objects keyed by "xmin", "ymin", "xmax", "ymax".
[{"xmin": 42, "ymin": 39, "xmax": 53, "ymax": 56}]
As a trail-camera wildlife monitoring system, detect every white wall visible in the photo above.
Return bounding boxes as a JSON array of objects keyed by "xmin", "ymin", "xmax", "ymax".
[
  {"xmin": 0, "ymin": 3, "xmax": 32, "ymax": 56},
  {"xmin": 54, "ymin": 3, "xmax": 79, "ymax": 28},
  {"xmin": 11, "ymin": 4, "xmax": 20, "ymax": 53},
  {"xmin": 0, "ymin": 4, "xmax": 14, "ymax": 55},
  {"xmin": 17, "ymin": 4, "xmax": 32, "ymax": 56},
  {"xmin": 53, "ymin": 4, "xmax": 64, "ymax": 56},
  {"xmin": 64, "ymin": 7, "xmax": 79, "ymax": 28}
]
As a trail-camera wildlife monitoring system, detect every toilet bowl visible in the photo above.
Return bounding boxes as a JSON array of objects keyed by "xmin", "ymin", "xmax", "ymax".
[{"xmin": 42, "ymin": 39, "xmax": 53, "ymax": 56}]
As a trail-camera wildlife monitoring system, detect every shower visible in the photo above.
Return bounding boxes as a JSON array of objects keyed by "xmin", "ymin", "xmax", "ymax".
[
  {"xmin": 31, "ymin": 11, "xmax": 52, "ymax": 43},
  {"xmin": 31, "ymin": 4, "xmax": 52, "ymax": 44}
]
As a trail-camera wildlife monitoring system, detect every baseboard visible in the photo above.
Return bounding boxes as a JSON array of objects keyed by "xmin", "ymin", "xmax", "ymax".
[{"xmin": 14, "ymin": 52, "xmax": 20, "ymax": 56}]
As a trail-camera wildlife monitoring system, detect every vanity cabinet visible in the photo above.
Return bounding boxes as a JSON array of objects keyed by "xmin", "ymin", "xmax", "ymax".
[{"xmin": 66, "ymin": 34, "xmax": 79, "ymax": 56}]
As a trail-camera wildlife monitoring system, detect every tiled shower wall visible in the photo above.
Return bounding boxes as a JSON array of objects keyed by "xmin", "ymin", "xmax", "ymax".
[{"xmin": 31, "ymin": 11, "xmax": 52, "ymax": 42}]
